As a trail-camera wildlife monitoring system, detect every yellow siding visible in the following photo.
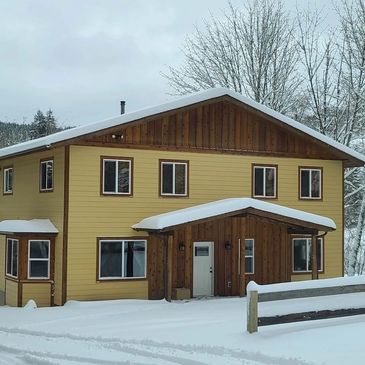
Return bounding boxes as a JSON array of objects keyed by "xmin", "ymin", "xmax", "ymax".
[
  {"xmin": 22, "ymin": 283, "xmax": 51, "ymax": 307},
  {"xmin": 0, "ymin": 147, "xmax": 65, "ymax": 305},
  {"xmin": 5, "ymin": 279, "xmax": 18, "ymax": 306},
  {"xmin": 67, "ymin": 146, "xmax": 343, "ymax": 300},
  {"xmin": 0, "ymin": 236, "xmax": 4, "ymax": 292}
]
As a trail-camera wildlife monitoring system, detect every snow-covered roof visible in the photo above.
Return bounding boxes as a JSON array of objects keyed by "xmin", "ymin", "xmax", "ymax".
[
  {"xmin": 132, "ymin": 198, "xmax": 336, "ymax": 232},
  {"xmin": 0, "ymin": 88, "xmax": 364, "ymax": 165},
  {"xmin": 0, "ymin": 219, "xmax": 59, "ymax": 234}
]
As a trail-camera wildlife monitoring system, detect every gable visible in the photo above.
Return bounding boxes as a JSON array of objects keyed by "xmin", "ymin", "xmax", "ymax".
[{"xmin": 79, "ymin": 96, "xmax": 358, "ymax": 165}]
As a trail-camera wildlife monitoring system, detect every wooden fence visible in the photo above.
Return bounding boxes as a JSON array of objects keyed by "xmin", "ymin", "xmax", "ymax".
[{"xmin": 247, "ymin": 281, "xmax": 365, "ymax": 333}]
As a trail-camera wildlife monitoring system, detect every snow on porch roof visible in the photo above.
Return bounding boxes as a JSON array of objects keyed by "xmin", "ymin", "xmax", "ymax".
[
  {"xmin": 0, "ymin": 219, "xmax": 59, "ymax": 234},
  {"xmin": 132, "ymin": 198, "xmax": 336, "ymax": 232}
]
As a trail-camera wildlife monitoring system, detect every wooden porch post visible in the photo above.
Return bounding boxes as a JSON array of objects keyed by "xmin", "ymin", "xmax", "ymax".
[
  {"xmin": 311, "ymin": 234, "xmax": 318, "ymax": 280},
  {"xmin": 166, "ymin": 234, "xmax": 174, "ymax": 301},
  {"xmin": 239, "ymin": 238, "xmax": 245, "ymax": 296}
]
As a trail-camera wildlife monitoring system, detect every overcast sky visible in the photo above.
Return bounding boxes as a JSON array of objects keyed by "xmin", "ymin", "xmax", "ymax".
[{"xmin": 0, "ymin": 0, "xmax": 336, "ymax": 127}]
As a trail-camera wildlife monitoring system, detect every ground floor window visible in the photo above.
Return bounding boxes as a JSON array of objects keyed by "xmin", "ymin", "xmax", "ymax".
[
  {"xmin": 6, "ymin": 238, "xmax": 18, "ymax": 278},
  {"xmin": 292, "ymin": 237, "xmax": 323, "ymax": 273},
  {"xmin": 245, "ymin": 239, "xmax": 255, "ymax": 274},
  {"xmin": 99, "ymin": 239, "xmax": 147, "ymax": 280},
  {"xmin": 28, "ymin": 240, "xmax": 50, "ymax": 279}
]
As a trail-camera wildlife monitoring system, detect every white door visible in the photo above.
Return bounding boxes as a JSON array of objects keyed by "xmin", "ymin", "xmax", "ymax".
[{"xmin": 193, "ymin": 242, "xmax": 214, "ymax": 296}]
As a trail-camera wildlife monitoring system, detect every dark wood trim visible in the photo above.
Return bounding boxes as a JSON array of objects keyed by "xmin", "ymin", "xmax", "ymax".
[
  {"xmin": 251, "ymin": 163, "xmax": 278, "ymax": 199},
  {"xmin": 342, "ymin": 161, "xmax": 345, "ymax": 277},
  {"xmin": 96, "ymin": 236, "xmax": 148, "ymax": 281},
  {"xmin": 17, "ymin": 281, "xmax": 22, "ymax": 307},
  {"xmin": 39, "ymin": 157, "xmax": 54, "ymax": 193},
  {"xmin": 298, "ymin": 166, "xmax": 323, "ymax": 201},
  {"xmin": 159, "ymin": 159, "xmax": 189, "ymax": 198},
  {"xmin": 99, "ymin": 155, "xmax": 134, "ymax": 197},
  {"xmin": 62, "ymin": 145, "xmax": 70, "ymax": 305},
  {"xmin": 2, "ymin": 165, "xmax": 13, "ymax": 195}
]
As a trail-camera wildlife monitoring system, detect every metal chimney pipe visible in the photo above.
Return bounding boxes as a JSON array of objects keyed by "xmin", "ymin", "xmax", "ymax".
[{"xmin": 120, "ymin": 101, "xmax": 126, "ymax": 115}]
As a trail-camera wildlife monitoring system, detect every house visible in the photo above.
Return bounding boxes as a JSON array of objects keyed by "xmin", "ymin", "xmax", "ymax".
[{"xmin": 0, "ymin": 88, "xmax": 364, "ymax": 307}]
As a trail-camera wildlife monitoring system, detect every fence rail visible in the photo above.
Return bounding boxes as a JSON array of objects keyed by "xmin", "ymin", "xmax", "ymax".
[{"xmin": 247, "ymin": 281, "xmax": 365, "ymax": 333}]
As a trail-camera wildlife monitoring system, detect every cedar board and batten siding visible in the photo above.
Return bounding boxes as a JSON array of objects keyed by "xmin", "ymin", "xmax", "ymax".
[
  {"xmin": 22, "ymin": 283, "xmax": 51, "ymax": 307},
  {"xmin": 66, "ymin": 145, "xmax": 343, "ymax": 301},
  {"xmin": 0, "ymin": 147, "xmax": 65, "ymax": 306}
]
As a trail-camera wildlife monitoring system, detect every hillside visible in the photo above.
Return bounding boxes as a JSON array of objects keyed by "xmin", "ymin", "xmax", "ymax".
[{"xmin": 0, "ymin": 121, "xmax": 33, "ymax": 148}]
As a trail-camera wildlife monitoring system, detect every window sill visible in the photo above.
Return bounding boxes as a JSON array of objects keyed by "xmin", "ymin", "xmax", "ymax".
[
  {"xmin": 299, "ymin": 197, "xmax": 322, "ymax": 201},
  {"xmin": 3, "ymin": 192, "xmax": 13, "ymax": 195},
  {"xmin": 252, "ymin": 195, "xmax": 277, "ymax": 200},
  {"xmin": 97, "ymin": 277, "xmax": 147, "ymax": 282},
  {"xmin": 292, "ymin": 271, "xmax": 324, "ymax": 275},
  {"xmin": 160, "ymin": 194, "xmax": 189, "ymax": 198},
  {"xmin": 40, "ymin": 189, "xmax": 54, "ymax": 193}
]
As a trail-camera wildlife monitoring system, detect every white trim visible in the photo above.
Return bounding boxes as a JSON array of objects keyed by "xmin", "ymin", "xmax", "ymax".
[
  {"xmin": 253, "ymin": 166, "xmax": 276, "ymax": 198},
  {"xmin": 244, "ymin": 238, "xmax": 255, "ymax": 274},
  {"xmin": 292, "ymin": 237, "xmax": 323, "ymax": 273},
  {"xmin": 160, "ymin": 161, "xmax": 188, "ymax": 196},
  {"xmin": 102, "ymin": 158, "xmax": 132, "ymax": 195},
  {"xmin": 40, "ymin": 159, "xmax": 54, "ymax": 191},
  {"xmin": 28, "ymin": 240, "xmax": 50, "ymax": 279},
  {"xmin": 98, "ymin": 239, "xmax": 147, "ymax": 280},
  {"xmin": 3, "ymin": 167, "xmax": 13, "ymax": 194},
  {"xmin": 299, "ymin": 168, "xmax": 322, "ymax": 199},
  {"xmin": 6, "ymin": 238, "xmax": 18, "ymax": 278}
]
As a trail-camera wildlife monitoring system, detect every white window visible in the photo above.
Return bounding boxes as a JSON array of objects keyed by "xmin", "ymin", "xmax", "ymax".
[
  {"xmin": 6, "ymin": 238, "xmax": 18, "ymax": 278},
  {"xmin": 245, "ymin": 239, "xmax": 254, "ymax": 274},
  {"xmin": 3, "ymin": 167, "xmax": 13, "ymax": 194},
  {"xmin": 161, "ymin": 161, "xmax": 188, "ymax": 196},
  {"xmin": 99, "ymin": 240, "xmax": 147, "ymax": 280},
  {"xmin": 102, "ymin": 158, "xmax": 132, "ymax": 195},
  {"xmin": 28, "ymin": 240, "xmax": 50, "ymax": 279},
  {"xmin": 300, "ymin": 168, "xmax": 321, "ymax": 199},
  {"xmin": 40, "ymin": 160, "xmax": 53, "ymax": 191},
  {"xmin": 253, "ymin": 166, "xmax": 276, "ymax": 198},
  {"xmin": 292, "ymin": 237, "xmax": 323, "ymax": 273}
]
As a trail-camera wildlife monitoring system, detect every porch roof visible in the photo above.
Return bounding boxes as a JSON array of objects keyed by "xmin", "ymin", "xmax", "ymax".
[
  {"xmin": 132, "ymin": 198, "xmax": 336, "ymax": 233},
  {"xmin": 0, "ymin": 219, "xmax": 59, "ymax": 235}
]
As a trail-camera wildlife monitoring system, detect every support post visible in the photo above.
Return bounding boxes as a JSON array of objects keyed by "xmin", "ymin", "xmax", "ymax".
[
  {"xmin": 166, "ymin": 234, "xmax": 174, "ymax": 302},
  {"xmin": 247, "ymin": 290, "xmax": 258, "ymax": 333},
  {"xmin": 311, "ymin": 235, "xmax": 318, "ymax": 280},
  {"xmin": 239, "ymin": 238, "xmax": 245, "ymax": 296}
]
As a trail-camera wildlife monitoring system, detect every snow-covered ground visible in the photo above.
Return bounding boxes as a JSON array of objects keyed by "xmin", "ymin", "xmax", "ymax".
[{"xmin": 0, "ymin": 294, "xmax": 365, "ymax": 364}]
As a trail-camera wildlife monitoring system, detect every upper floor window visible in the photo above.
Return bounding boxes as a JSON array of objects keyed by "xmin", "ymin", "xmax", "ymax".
[
  {"xmin": 3, "ymin": 167, "xmax": 13, "ymax": 194},
  {"xmin": 245, "ymin": 239, "xmax": 254, "ymax": 274},
  {"xmin": 40, "ymin": 159, "xmax": 53, "ymax": 192},
  {"xmin": 253, "ymin": 165, "xmax": 277, "ymax": 198},
  {"xmin": 299, "ymin": 167, "xmax": 321, "ymax": 199},
  {"xmin": 98, "ymin": 239, "xmax": 147, "ymax": 280},
  {"xmin": 160, "ymin": 160, "xmax": 188, "ymax": 197},
  {"xmin": 28, "ymin": 240, "xmax": 50, "ymax": 279},
  {"xmin": 6, "ymin": 238, "xmax": 18, "ymax": 278},
  {"xmin": 102, "ymin": 157, "xmax": 132, "ymax": 195},
  {"xmin": 292, "ymin": 237, "xmax": 323, "ymax": 273}
]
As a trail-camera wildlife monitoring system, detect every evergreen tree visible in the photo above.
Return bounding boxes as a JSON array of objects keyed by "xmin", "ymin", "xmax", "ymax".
[{"xmin": 30, "ymin": 109, "xmax": 58, "ymax": 139}]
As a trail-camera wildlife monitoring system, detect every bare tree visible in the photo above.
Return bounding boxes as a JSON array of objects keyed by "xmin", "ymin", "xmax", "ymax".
[{"xmin": 163, "ymin": 0, "xmax": 301, "ymax": 114}]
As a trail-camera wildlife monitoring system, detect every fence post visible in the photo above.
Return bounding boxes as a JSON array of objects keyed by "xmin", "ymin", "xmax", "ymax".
[{"xmin": 247, "ymin": 290, "xmax": 258, "ymax": 333}]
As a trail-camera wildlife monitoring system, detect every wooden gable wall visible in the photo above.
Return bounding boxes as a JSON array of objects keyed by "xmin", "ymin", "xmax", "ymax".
[{"xmin": 80, "ymin": 97, "xmax": 343, "ymax": 161}]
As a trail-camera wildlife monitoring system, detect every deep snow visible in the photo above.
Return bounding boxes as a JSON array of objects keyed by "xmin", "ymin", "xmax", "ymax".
[{"xmin": 0, "ymin": 294, "xmax": 365, "ymax": 364}]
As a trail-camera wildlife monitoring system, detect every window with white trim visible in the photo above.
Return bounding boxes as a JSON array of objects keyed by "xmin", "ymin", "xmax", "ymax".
[
  {"xmin": 99, "ymin": 240, "xmax": 147, "ymax": 279},
  {"xmin": 6, "ymin": 238, "xmax": 18, "ymax": 278},
  {"xmin": 28, "ymin": 240, "xmax": 50, "ymax": 279},
  {"xmin": 3, "ymin": 167, "xmax": 13, "ymax": 194},
  {"xmin": 300, "ymin": 168, "xmax": 321, "ymax": 199},
  {"xmin": 40, "ymin": 160, "xmax": 53, "ymax": 191},
  {"xmin": 102, "ymin": 158, "xmax": 132, "ymax": 195},
  {"xmin": 292, "ymin": 237, "xmax": 323, "ymax": 273},
  {"xmin": 253, "ymin": 166, "xmax": 276, "ymax": 198},
  {"xmin": 160, "ymin": 161, "xmax": 187, "ymax": 196},
  {"xmin": 245, "ymin": 239, "xmax": 254, "ymax": 274}
]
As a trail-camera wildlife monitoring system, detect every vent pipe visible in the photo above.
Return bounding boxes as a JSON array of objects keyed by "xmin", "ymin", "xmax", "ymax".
[{"xmin": 120, "ymin": 100, "xmax": 126, "ymax": 115}]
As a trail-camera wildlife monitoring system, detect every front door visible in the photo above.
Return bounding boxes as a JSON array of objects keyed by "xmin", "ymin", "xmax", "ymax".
[{"xmin": 193, "ymin": 242, "xmax": 214, "ymax": 296}]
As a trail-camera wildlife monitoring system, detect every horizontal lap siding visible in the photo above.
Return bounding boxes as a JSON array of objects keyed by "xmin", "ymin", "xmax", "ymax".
[
  {"xmin": 22, "ymin": 283, "xmax": 51, "ymax": 307},
  {"xmin": 5, "ymin": 280, "xmax": 18, "ymax": 307},
  {"xmin": 67, "ymin": 146, "xmax": 343, "ymax": 301},
  {"xmin": 0, "ymin": 148, "xmax": 65, "ymax": 305}
]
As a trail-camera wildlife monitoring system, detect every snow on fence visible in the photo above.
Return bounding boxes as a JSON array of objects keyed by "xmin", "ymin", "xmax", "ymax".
[{"xmin": 246, "ymin": 276, "xmax": 365, "ymax": 333}]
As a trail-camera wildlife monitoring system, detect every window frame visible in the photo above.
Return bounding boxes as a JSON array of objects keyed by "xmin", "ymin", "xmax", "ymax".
[
  {"xmin": 252, "ymin": 164, "xmax": 277, "ymax": 199},
  {"xmin": 3, "ymin": 166, "xmax": 13, "ymax": 195},
  {"xmin": 299, "ymin": 167, "xmax": 322, "ymax": 200},
  {"xmin": 101, "ymin": 156, "xmax": 133, "ymax": 196},
  {"xmin": 39, "ymin": 158, "xmax": 54, "ymax": 192},
  {"xmin": 97, "ymin": 238, "xmax": 147, "ymax": 281},
  {"xmin": 6, "ymin": 238, "xmax": 18, "ymax": 278},
  {"xmin": 244, "ymin": 238, "xmax": 255, "ymax": 274},
  {"xmin": 28, "ymin": 240, "xmax": 51, "ymax": 280},
  {"xmin": 159, "ymin": 159, "xmax": 189, "ymax": 197},
  {"xmin": 292, "ymin": 237, "xmax": 324, "ymax": 274}
]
